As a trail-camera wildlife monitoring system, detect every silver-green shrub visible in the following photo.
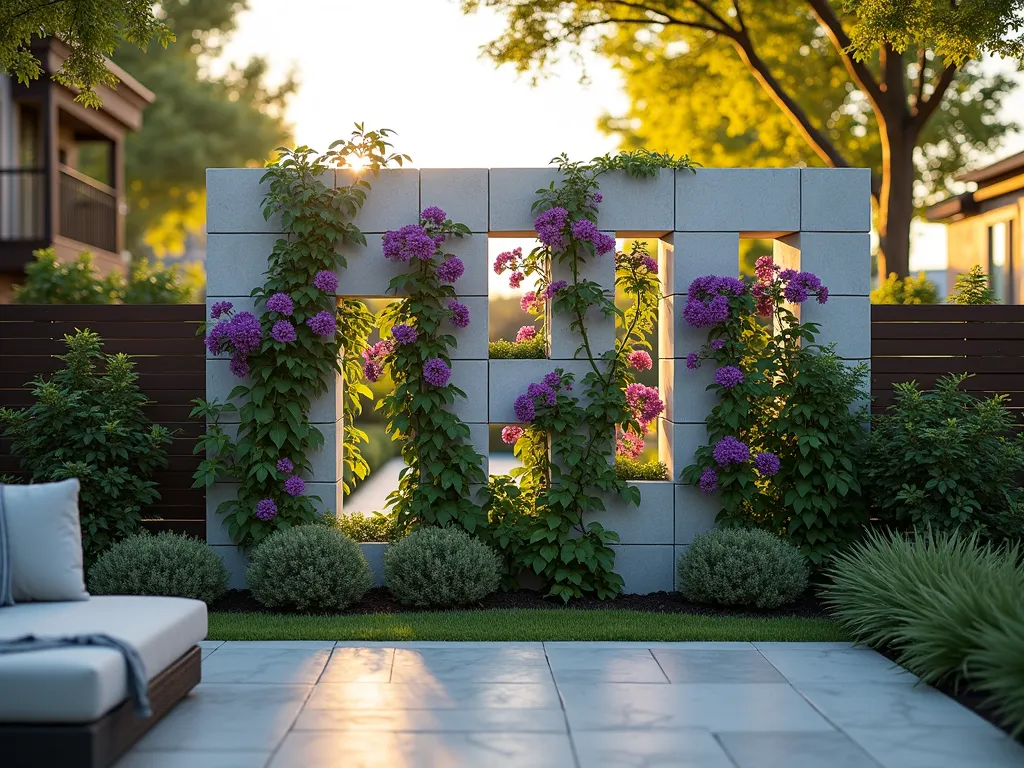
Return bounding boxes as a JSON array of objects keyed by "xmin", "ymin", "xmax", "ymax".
[
  {"xmin": 87, "ymin": 532, "xmax": 228, "ymax": 604},
  {"xmin": 384, "ymin": 526, "xmax": 500, "ymax": 607},
  {"xmin": 247, "ymin": 525, "xmax": 372, "ymax": 612},
  {"xmin": 678, "ymin": 528, "xmax": 809, "ymax": 609}
]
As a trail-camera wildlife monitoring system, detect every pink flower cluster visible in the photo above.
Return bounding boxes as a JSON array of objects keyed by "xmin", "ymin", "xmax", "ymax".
[
  {"xmin": 521, "ymin": 291, "xmax": 543, "ymax": 314},
  {"xmin": 515, "ymin": 325, "xmax": 537, "ymax": 343},
  {"xmin": 624, "ymin": 383, "xmax": 665, "ymax": 428},
  {"xmin": 501, "ymin": 425, "xmax": 525, "ymax": 444},
  {"xmin": 361, "ymin": 339, "xmax": 393, "ymax": 382},
  {"xmin": 627, "ymin": 350, "xmax": 652, "ymax": 371},
  {"xmin": 493, "ymin": 247, "xmax": 524, "ymax": 289},
  {"xmin": 616, "ymin": 429, "xmax": 645, "ymax": 460}
]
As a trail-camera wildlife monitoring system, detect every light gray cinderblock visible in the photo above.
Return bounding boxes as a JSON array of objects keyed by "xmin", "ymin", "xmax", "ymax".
[
  {"xmin": 207, "ymin": 360, "xmax": 342, "ymax": 424},
  {"xmin": 774, "ymin": 232, "xmax": 871, "ymax": 296},
  {"xmin": 335, "ymin": 168, "xmax": 420, "ymax": 233},
  {"xmin": 676, "ymin": 169, "xmax": 800, "ymax": 234},
  {"xmin": 800, "ymin": 168, "xmax": 872, "ymax": 232},
  {"xmin": 488, "ymin": 168, "xmax": 560, "ymax": 233},
  {"xmin": 609, "ymin": 544, "xmax": 676, "ymax": 594},
  {"xmin": 661, "ymin": 232, "xmax": 740, "ymax": 296},
  {"xmin": 420, "ymin": 169, "xmax": 489, "ymax": 232},
  {"xmin": 660, "ymin": 356, "xmax": 718, "ymax": 424},
  {"xmin": 799, "ymin": 295, "xmax": 870, "ymax": 359},
  {"xmin": 447, "ymin": 360, "xmax": 488, "ymax": 424},
  {"xmin": 674, "ymin": 483, "xmax": 722, "ymax": 544},
  {"xmin": 658, "ymin": 419, "xmax": 707, "ymax": 479},
  {"xmin": 595, "ymin": 169, "xmax": 674, "ymax": 234},
  {"xmin": 206, "ymin": 233, "xmax": 280, "ymax": 297},
  {"xmin": 588, "ymin": 481, "xmax": 674, "ymax": 544}
]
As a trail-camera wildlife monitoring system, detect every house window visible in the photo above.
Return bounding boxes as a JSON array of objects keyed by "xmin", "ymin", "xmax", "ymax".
[{"xmin": 988, "ymin": 221, "xmax": 1013, "ymax": 303}]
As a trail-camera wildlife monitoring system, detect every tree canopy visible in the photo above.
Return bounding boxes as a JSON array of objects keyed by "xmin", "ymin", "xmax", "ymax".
[
  {"xmin": 114, "ymin": 0, "xmax": 294, "ymax": 256},
  {"xmin": 463, "ymin": 0, "xmax": 1023, "ymax": 277},
  {"xmin": 0, "ymin": 0, "xmax": 172, "ymax": 107}
]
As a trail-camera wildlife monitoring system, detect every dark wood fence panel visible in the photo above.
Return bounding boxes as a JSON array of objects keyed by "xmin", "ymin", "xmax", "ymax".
[
  {"xmin": 0, "ymin": 304, "xmax": 206, "ymax": 537},
  {"xmin": 871, "ymin": 305, "xmax": 1024, "ymax": 418}
]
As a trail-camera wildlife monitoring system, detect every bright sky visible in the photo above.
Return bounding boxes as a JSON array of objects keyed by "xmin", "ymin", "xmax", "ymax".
[{"xmin": 221, "ymin": 0, "xmax": 1024, "ymax": 274}]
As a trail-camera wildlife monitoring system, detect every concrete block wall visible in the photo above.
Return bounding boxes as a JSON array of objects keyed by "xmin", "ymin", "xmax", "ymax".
[{"xmin": 206, "ymin": 165, "xmax": 871, "ymax": 592}]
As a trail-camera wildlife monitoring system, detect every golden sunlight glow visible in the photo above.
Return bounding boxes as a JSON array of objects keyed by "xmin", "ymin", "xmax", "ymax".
[{"xmin": 344, "ymin": 154, "xmax": 371, "ymax": 173}]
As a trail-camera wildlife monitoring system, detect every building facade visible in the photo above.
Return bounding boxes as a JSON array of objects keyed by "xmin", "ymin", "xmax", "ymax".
[
  {"xmin": 0, "ymin": 39, "xmax": 153, "ymax": 301},
  {"xmin": 927, "ymin": 151, "xmax": 1024, "ymax": 304}
]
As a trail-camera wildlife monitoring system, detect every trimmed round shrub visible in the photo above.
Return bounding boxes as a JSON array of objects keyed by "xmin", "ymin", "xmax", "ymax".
[
  {"xmin": 87, "ymin": 532, "xmax": 228, "ymax": 604},
  {"xmin": 247, "ymin": 525, "xmax": 372, "ymax": 612},
  {"xmin": 384, "ymin": 526, "xmax": 500, "ymax": 608},
  {"xmin": 678, "ymin": 528, "xmax": 809, "ymax": 609}
]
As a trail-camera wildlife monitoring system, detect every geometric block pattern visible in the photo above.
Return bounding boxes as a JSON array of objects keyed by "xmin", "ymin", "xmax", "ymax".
[{"xmin": 207, "ymin": 166, "xmax": 871, "ymax": 591}]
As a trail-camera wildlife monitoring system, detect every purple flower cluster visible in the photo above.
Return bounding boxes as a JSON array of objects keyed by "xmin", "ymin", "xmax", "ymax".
[
  {"xmin": 382, "ymin": 224, "xmax": 437, "ymax": 262},
  {"xmin": 391, "ymin": 324, "xmax": 418, "ymax": 345},
  {"xmin": 714, "ymin": 365, "xmax": 744, "ymax": 389},
  {"xmin": 754, "ymin": 452, "xmax": 781, "ymax": 477},
  {"xmin": 266, "ymin": 292, "xmax": 293, "ymax": 316},
  {"xmin": 698, "ymin": 468, "xmax": 718, "ymax": 493},
  {"xmin": 210, "ymin": 301, "xmax": 233, "ymax": 319},
  {"xmin": 592, "ymin": 232, "xmax": 616, "ymax": 255},
  {"xmin": 686, "ymin": 352, "xmax": 700, "ymax": 370},
  {"xmin": 571, "ymin": 219, "xmax": 599, "ymax": 241},
  {"xmin": 543, "ymin": 280, "xmax": 568, "ymax": 300},
  {"xmin": 436, "ymin": 256, "xmax": 464, "ymax": 284},
  {"xmin": 682, "ymin": 275, "xmax": 745, "ymax": 329},
  {"xmin": 255, "ymin": 498, "xmax": 277, "ymax": 521},
  {"xmin": 711, "ymin": 339, "xmax": 726, "ymax": 351},
  {"xmin": 423, "ymin": 357, "xmax": 452, "ymax": 387},
  {"xmin": 534, "ymin": 207, "xmax": 569, "ymax": 250},
  {"xmin": 314, "ymin": 270, "xmax": 338, "ymax": 294},
  {"xmin": 513, "ymin": 394, "xmax": 535, "ymax": 422},
  {"xmin": 284, "ymin": 475, "xmax": 305, "ymax": 497},
  {"xmin": 642, "ymin": 255, "xmax": 658, "ymax": 273},
  {"xmin": 420, "ymin": 206, "xmax": 446, "ymax": 225},
  {"xmin": 783, "ymin": 271, "xmax": 822, "ymax": 304},
  {"xmin": 447, "ymin": 300, "xmax": 471, "ymax": 328},
  {"xmin": 713, "ymin": 436, "xmax": 750, "ymax": 467},
  {"xmin": 207, "ymin": 310, "xmax": 263, "ymax": 378},
  {"xmin": 271, "ymin": 320, "xmax": 297, "ymax": 343},
  {"xmin": 276, "ymin": 458, "xmax": 294, "ymax": 474},
  {"xmin": 306, "ymin": 311, "xmax": 336, "ymax": 338},
  {"xmin": 361, "ymin": 339, "xmax": 393, "ymax": 382}
]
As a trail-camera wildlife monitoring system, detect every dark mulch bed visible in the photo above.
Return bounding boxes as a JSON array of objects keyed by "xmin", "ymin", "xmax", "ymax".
[{"xmin": 209, "ymin": 586, "xmax": 831, "ymax": 619}]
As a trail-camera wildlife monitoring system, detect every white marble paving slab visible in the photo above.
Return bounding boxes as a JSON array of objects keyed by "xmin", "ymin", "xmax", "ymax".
[
  {"xmin": 573, "ymin": 728, "xmax": 735, "ymax": 768},
  {"xmin": 318, "ymin": 647, "xmax": 394, "ymax": 683},
  {"xmin": 305, "ymin": 682, "xmax": 561, "ymax": 710},
  {"xmin": 758, "ymin": 648, "xmax": 917, "ymax": 684},
  {"xmin": 115, "ymin": 751, "xmax": 271, "ymax": 768},
  {"xmin": 293, "ymin": 707, "xmax": 567, "ymax": 732},
  {"xmin": 545, "ymin": 648, "xmax": 669, "ymax": 684},
  {"xmin": 717, "ymin": 731, "xmax": 883, "ymax": 768},
  {"xmin": 201, "ymin": 648, "xmax": 331, "ymax": 685},
  {"xmin": 844, "ymin": 726, "xmax": 1024, "ymax": 768},
  {"xmin": 390, "ymin": 647, "xmax": 554, "ymax": 684}
]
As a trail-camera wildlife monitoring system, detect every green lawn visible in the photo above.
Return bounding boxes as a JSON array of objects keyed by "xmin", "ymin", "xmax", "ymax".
[{"xmin": 208, "ymin": 609, "xmax": 848, "ymax": 642}]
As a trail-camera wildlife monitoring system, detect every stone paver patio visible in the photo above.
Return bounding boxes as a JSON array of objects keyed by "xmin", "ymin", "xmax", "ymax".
[{"xmin": 116, "ymin": 641, "xmax": 1024, "ymax": 768}]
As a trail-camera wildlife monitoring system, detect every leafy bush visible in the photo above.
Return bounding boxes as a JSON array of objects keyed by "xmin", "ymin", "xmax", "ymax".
[
  {"xmin": 824, "ymin": 529, "xmax": 1024, "ymax": 736},
  {"xmin": 614, "ymin": 458, "xmax": 669, "ymax": 481},
  {"xmin": 248, "ymin": 525, "xmax": 372, "ymax": 612},
  {"xmin": 13, "ymin": 248, "xmax": 121, "ymax": 304},
  {"xmin": 88, "ymin": 532, "xmax": 228, "ymax": 604},
  {"xmin": 384, "ymin": 526, "xmax": 501, "ymax": 607},
  {"xmin": 488, "ymin": 336, "xmax": 546, "ymax": 359},
  {"xmin": 677, "ymin": 528, "xmax": 809, "ymax": 609},
  {"xmin": 12, "ymin": 247, "xmax": 203, "ymax": 305},
  {"xmin": 864, "ymin": 374, "xmax": 1024, "ymax": 544},
  {"xmin": 324, "ymin": 510, "xmax": 398, "ymax": 542},
  {"xmin": 947, "ymin": 266, "xmax": 996, "ymax": 305},
  {"xmin": 870, "ymin": 272, "xmax": 939, "ymax": 304},
  {"xmin": 0, "ymin": 331, "xmax": 171, "ymax": 562}
]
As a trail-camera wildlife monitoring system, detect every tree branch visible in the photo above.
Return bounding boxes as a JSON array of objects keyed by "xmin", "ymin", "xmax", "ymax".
[
  {"xmin": 732, "ymin": 0, "xmax": 747, "ymax": 33},
  {"xmin": 912, "ymin": 49, "xmax": 926, "ymax": 114},
  {"xmin": 914, "ymin": 64, "xmax": 957, "ymax": 130},
  {"xmin": 603, "ymin": 0, "xmax": 731, "ymax": 35},
  {"xmin": 729, "ymin": 33, "xmax": 851, "ymax": 168},
  {"xmin": 805, "ymin": 0, "xmax": 884, "ymax": 109}
]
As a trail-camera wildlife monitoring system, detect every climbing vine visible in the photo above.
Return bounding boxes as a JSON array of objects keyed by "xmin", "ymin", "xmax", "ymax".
[{"xmin": 193, "ymin": 126, "xmax": 409, "ymax": 546}]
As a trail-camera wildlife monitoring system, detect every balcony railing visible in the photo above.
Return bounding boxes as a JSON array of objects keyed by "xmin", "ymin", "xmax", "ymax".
[
  {"xmin": 0, "ymin": 168, "xmax": 46, "ymax": 241},
  {"xmin": 59, "ymin": 165, "xmax": 117, "ymax": 253}
]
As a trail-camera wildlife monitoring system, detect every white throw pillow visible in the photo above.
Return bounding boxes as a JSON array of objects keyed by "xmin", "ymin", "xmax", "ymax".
[{"xmin": 2, "ymin": 479, "xmax": 89, "ymax": 602}]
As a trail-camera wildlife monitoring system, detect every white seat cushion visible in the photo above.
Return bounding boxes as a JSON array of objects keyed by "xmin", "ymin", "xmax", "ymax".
[{"xmin": 0, "ymin": 595, "xmax": 207, "ymax": 723}]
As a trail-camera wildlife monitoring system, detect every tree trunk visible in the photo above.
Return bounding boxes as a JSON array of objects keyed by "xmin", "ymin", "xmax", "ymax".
[{"xmin": 876, "ymin": 48, "xmax": 914, "ymax": 280}]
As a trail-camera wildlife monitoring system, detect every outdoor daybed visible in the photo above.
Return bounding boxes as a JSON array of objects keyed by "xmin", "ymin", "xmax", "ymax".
[{"xmin": 0, "ymin": 479, "xmax": 207, "ymax": 768}]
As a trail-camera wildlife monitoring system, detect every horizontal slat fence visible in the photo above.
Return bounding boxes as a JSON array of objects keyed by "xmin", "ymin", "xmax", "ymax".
[
  {"xmin": 871, "ymin": 305, "xmax": 1024, "ymax": 419},
  {"xmin": 0, "ymin": 304, "xmax": 206, "ymax": 537}
]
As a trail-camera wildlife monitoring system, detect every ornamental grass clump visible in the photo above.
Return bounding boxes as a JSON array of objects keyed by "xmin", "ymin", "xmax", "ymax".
[
  {"xmin": 678, "ymin": 528, "xmax": 809, "ymax": 609},
  {"xmin": 824, "ymin": 528, "xmax": 1024, "ymax": 736},
  {"xmin": 384, "ymin": 526, "xmax": 501, "ymax": 608},
  {"xmin": 248, "ymin": 525, "xmax": 372, "ymax": 613},
  {"xmin": 88, "ymin": 533, "xmax": 228, "ymax": 604}
]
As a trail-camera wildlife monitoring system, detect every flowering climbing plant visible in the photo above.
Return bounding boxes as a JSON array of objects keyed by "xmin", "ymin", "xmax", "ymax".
[
  {"xmin": 487, "ymin": 154, "xmax": 676, "ymax": 601},
  {"xmin": 192, "ymin": 126, "xmax": 410, "ymax": 546},
  {"xmin": 372, "ymin": 207, "xmax": 490, "ymax": 533},
  {"xmin": 680, "ymin": 256, "xmax": 869, "ymax": 564}
]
